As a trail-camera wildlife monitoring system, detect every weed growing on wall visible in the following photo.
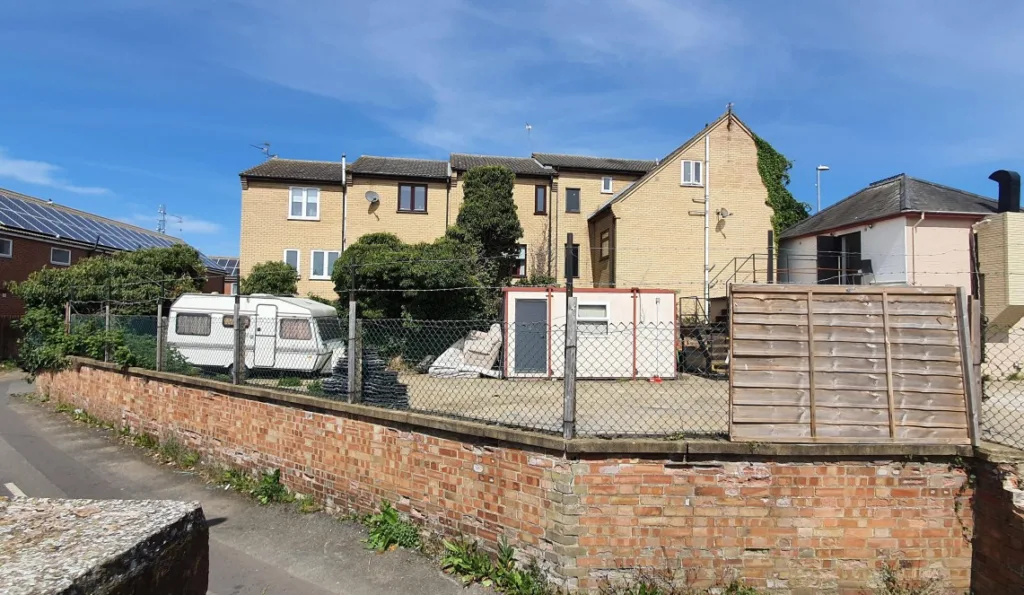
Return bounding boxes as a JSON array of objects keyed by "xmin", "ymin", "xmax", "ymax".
[
  {"xmin": 441, "ymin": 537, "xmax": 553, "ymax": 594},
  {"xmin": 873, "ymin": 562, "xmax": 946, "ymax": 595},
  {"xmin": 363, "ymin": 501, "xmax": 421, "ymax": 552}
]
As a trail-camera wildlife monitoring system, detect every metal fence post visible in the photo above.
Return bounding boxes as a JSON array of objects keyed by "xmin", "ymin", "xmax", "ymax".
[
  {"xmin": 767, "ymin": 230, "xmax": 775, "ymax": 284},
  {"xmin": 155, "ymin": 295, "xmax": 164, "ymax": 372},
  {"xmin": 347, "ymin": 260, "xmax": 358, "ymax": 403},
  {"xmin": 232, "ymin": 291, "xmax": 242, "ymax": 384},
  {"xmin": 104, "ymin": 283, "xmax": 111, "ymax": 362},
  {"xmin": 563, "ymin": 233, "xmax": 577, "ymax": 440}
]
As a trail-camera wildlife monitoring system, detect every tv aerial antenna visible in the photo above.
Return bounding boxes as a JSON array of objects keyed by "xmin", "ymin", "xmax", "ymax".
[{"xmin": 250, "ymin": 142, "xmax": 277, "ymax": 159}]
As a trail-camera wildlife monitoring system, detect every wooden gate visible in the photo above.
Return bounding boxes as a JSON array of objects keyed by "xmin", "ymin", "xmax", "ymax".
[{"xmin": 729, "ymin": 284, "xmax": 978, "ymax": 444}]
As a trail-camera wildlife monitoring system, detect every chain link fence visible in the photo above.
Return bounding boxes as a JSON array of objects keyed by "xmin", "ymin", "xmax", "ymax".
[
  {"xmin": 981, "ymin": 323, "xmax": 1024, "ymax": 450},
  {"xmin": 68, "ymin": 305, "xmax": 731, "ymax": 438}
]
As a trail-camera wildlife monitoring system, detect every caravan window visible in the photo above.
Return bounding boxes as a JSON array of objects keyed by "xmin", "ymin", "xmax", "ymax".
[
  {"xmin": 279, "ymin": 318, "xmax": 312, "ymax": 340},
  {"xmin": 315, "ymin": 317, "xmax": 345, "ymax": 341},
  {"xmin": 176, "ymin": 314, "xmax": 211, "ymax": 336},
  {"xmin": 222, "ymin": 315, "xmax": 251, "ymax": 329}
]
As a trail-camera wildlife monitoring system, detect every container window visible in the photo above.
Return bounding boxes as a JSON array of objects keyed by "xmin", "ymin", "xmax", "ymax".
[
  {"xmin": 280, "ymin": 318, "xmax": 312, "ymax": 340},
  {"xmin": 176, "ymin": 314, "xmax": 211, "ymax": 336}
]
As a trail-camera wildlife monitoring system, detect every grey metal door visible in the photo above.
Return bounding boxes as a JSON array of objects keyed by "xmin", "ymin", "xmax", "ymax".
[{"xmin": 514, "ymin": 299, "xmax": 547, "ymax": 374}]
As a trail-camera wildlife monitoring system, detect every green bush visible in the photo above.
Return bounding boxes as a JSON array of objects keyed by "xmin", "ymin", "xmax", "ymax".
[
  {"xmin": 277, "ymin": 376, "xmax": 302, "ymax": 388},
  {"xmin": 364, "ymin": 501, "xmax": 421, "ymax": 551},
  {"xmin": 306, "ymin": 379, "xmax": 325, "ymax": 396},
  {"xmin": 241, "ymin": 261, "xmax": 298, "ymax": 295},
  {"xmin": 252, "ymin": 469, "xmax": 293, "ymax": 504}
]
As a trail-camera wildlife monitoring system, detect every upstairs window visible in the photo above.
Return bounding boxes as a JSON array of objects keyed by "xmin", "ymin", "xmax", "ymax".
[
  {"xmin": 565, "ymin": 188, "xmax": 581, "ymax": 213},
  {"xmin": 535, "ymin": 186, "xmax": 548, "ymax": 215},
  {"xmin": 601, "ymin": 177, "xmax": 613, "ymax": 194},
  {"xmin": 398, "ymin": 184, "xmax": 427, "ymax": 213},
  {"xmin": 599, "ymin": 230, "xmax": 611, "ymax": 260},
  {"xmin": 289, "ymin": 187, "xmax": 320, "ymax": 220},
  {"xmin": 681, "ymin": 160, "xmax": 703, "ymax": 186},
  {"xmin": 50, "ymin": 247, "xmax": 71, "ymax": 266},
  {"xmin": 0, "ymin": 237, "xmax": 11, "ymax": 258}
]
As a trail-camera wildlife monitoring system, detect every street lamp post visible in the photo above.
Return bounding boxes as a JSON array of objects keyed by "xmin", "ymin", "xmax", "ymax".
[{"xmin": 816, "ymin": 165, "xmax": 830, "ymax": 213}]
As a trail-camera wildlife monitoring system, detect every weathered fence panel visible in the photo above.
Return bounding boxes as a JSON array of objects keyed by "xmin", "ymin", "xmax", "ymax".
[{"xmin": 729, "ymin": 284, "xmax": 975, "ymax": 445}]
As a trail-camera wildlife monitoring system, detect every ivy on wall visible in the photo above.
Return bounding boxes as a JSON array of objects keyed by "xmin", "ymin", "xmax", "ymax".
[{"xmin": 753, "ymin": 135, "xmax": 810, "ymax": 239}]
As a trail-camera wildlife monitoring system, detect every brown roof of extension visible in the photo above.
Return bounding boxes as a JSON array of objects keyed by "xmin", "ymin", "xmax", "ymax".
[
  {"xmin": 240, "ymin": 158, "xmax": 344, "ymax": 183},
  {"xmin": 779, "ymin": 174, "xmax": 998, "ymax": 239},
  {"xmin": 348, "ymin": 156, "xmax": 450, "ymax": 180},
  {"xmin": 449, "ymin": 153, "xmax": 553, "ymax": 177},
  {"xmin": 532, "ymin": 153, "xmax": 656, "ymax": 174}
]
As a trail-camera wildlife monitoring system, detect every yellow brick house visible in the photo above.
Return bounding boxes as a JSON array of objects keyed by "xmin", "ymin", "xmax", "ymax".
[{"xmin": 239, "ymin": 109, "xmax": 775, "ymax": 306}]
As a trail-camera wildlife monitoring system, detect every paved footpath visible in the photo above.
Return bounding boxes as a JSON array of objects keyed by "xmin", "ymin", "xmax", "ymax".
[{"xmin": 0, "ymin": 373, "xmax": 484, "ymax": 595}]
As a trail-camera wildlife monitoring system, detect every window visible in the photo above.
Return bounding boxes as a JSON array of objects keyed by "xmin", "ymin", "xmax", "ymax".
[
  {"xmin": 50, "ymin": 247, "xmax": 71, "ymax": 266},
  {"xmin": 284, "ymin": 249, "xmax": 300, "ymax": 276},
  {"xmin": 176, "ymin": 314, "xmax": 211, "ymax": 336},
  {"xmin": 315, "ymin": 317, "xmax": 345, "ymax": 342},
  {"xmin": 310, "ymin": 250, "xmax": 340, "ymax": 280},
  {"xmin": 398, "ymin": 184, "xmax": 427, "ymax": 213},
  {"xmin": 280, "ymin": 318, "xmax": 312, "ymax": 340},
  {"xmin": 599, "ymin": 230, "xmax": 611, "ymax": 260},
  {"xmin": 289, "ymin": 187, "xmax": 320, "ymax": 220},
  {"xmin": 222, "ymin": 315, "xmax": 251, "ymax": 329},
  {"xmin": 681, "ymin": 160, "xmax": 703, "ymax": 186},
  {"xmin": 0, "ymin": 237, "xmax": 11, "ymax": 258},
  {"xmin": 511, "ymin": 244, "xmax": 527, "ymax": 278},
  {"xmin": 565, "ymin": 243, "xmax": 580, "ymax": 278},
  {"xmin": 816, "ymin": 232, "xmax": 863, "ymax": 285},
  {"xmin": 565, "ymin": 188, "xmax": 581, "ymax": 213},
  {"xmin": 601, "ymin": 177, "xmax": 613, "ymax": 194},
  {"xmin": 578, "ymin": 303, "xmax": 609, "ymax": 335},
  {"xmin": 226, "ymin": 282, "xmax": 237, "ymax": 296},
  {"xmin": 534, "ymin": 186, "xmax": 547, "ymax": 214}
]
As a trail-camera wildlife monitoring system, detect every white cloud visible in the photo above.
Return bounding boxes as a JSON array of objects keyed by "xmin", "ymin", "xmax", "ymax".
[{"xmin": 0, "ymin": 148, "xmax": 109, "ymax": 195}]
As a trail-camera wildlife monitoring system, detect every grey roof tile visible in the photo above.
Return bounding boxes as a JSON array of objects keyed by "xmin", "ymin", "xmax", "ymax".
[
  {"xmin": 779, "ymin": 174, "xmax": 997, "ymax": 239},
  {"xmin": 532, "ymin": 153, "xmax": 656, "ymax": 174},
  {"xmin": 240, "ymin": 159, "xmax": 344, "ymax": 183},
  {"xmin": 450, "ymin": 153, "xmax": 553, "ymax": 177},
  {"xmin": 348, "ymin": 156, "xmax": 449, "ymax": 180}
]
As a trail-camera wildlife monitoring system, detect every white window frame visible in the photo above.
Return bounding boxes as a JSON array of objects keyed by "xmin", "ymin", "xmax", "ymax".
[
  {"xmin": 288, "ymin": 187, "xmax": 321, "ymax": 220},
  {"xmin": 511, "ymin": 244, "xmax": 527, "ymax": 278},
  {"xmin": 310, "ymin": 249, "xmax": 340, "ymax": 280},
  {"xmin": 50, "ymin": 247, "xmax": 71, "ymax": 266},
  {"xmin": 284, "ymin": 249, "xmax": 300, "ymax": 278},
  {"xmin": 0, "ymin": 237, "xmax": 11, "ymax": 258},
  {"xmin": 577, "ymin": 302, "xmax": 610, "ymax": 335},
  {"xmin": 601, "ymin": 176, "xmax": 613, "ymax": 194},
  {"xmin": 681, "ymin": 160, "xmax": 703, "ymax": 186}
]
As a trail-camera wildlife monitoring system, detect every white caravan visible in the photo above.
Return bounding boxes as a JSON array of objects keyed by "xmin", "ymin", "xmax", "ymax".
[{"xmin": 167, "ymin": 294, "xmax": 346, "ymax": 375}]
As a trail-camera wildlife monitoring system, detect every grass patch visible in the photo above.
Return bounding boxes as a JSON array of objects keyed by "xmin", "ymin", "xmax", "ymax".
[
  {"xmin": 277, "ymin": 376, "xmax": 302, "ymax": 388},
  {"xmin": 0, "ymin": 359, "xmax": 18, "ymax": 372},
  {"xmin": 306, "ymin": 379, "xmax": 325, "ymax": 396},
  {"xmin": 132, "ymin": 432, "xmax": 160, "ymax": 450},
  {"xmin": 295, "ymin": 494, "xmax": 321, "ymax": 514},
  {"xmin": 598, "ymin": 568, "xmax": 767, "ymax": 595},
  {"xmin": 158, "ymin": 437, "xmax": 201, "ymax": 468},
  {"xmin": 364, "ymin": 500, "xmax": 421, "ymax": 552}
]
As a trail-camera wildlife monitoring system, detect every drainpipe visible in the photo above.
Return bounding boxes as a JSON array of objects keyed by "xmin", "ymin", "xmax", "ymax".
[
  {"xmin": 910, "ymin": 212, "xmax": 925, "ymax": 285},
  {"xmin": 703, "ymin": 134, "xmax": 711, "ymax": 316},
  {"xmin": 341, "ymin": 154, "xmax": 348, "ymax": 251}
]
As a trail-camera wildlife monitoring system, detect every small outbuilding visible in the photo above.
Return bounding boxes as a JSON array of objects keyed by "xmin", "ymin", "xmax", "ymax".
[{"xmin": 503, "ymin": 287, "xmax": 677, "ymax": 379}]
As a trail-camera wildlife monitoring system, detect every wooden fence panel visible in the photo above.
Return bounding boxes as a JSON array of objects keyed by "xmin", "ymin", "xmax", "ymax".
[{"xmin": 729, "ymin": 284, "xmax": 973, "ymax": 445}]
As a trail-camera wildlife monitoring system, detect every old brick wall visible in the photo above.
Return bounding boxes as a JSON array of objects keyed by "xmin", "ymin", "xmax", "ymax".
[
  {"xmin": 971, "ymin": 460, "xmax": 1024, "ymax": 593},
  {"xmin": 39, "ymin": 362, "xmax": 978, "ymax": 594}
]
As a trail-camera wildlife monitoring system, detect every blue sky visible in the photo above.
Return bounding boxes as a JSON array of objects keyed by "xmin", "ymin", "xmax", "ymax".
[{"xmin": 1, "ymin": 0, "xmax": 1022, "ymax": 257}]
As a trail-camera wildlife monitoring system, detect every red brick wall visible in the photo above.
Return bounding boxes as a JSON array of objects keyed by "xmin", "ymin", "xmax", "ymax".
[
  {"xmin": 38, "ymin": 362, "xmax": 978, "ymax": 594},
  {"xmin": 971, "ymin": 461, "xmax": 1024, "ymax": 593},
  {"xmin": 0, "ymin": 235, "xmax": 93, "ymax": 316}
]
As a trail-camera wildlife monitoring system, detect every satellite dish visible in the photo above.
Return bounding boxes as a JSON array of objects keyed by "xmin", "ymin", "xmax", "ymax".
[
  {"xmin": 365, "ymin": 191, "xmax": 380, "ymax": 203},
  {"xmin": 717, "ymin": 208, "xmax": 732, "ymax": 218}
]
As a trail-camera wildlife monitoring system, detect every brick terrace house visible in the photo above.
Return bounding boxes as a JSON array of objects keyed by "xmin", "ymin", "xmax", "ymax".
[
  {"xmin": 0, "ymin": 186, "xmax": 227, "ymax": 357},
  {"xmin": 238, "ymin": 109, "xmax": 775, "ymax": 314}
]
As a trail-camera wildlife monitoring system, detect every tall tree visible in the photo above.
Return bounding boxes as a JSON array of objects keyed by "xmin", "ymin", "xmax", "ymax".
[{"xmin": 450, "ymin": 165, "xmax": 523, "ymax": 288}]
